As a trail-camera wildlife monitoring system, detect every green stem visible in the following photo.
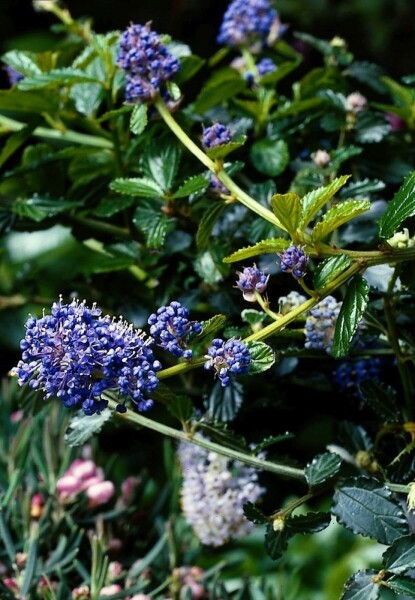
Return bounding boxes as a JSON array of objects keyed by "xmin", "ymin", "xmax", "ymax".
[
  {"xmin": 254, "ymin": 291, "xmax": 281, "ymax": 320},
  {"xmin": 108, "ymin": 399, "xmax": 305, "ymax": 480},
  {"xmin": 154, "ymin": 98, "xmax": 286, "ymax": 231},
  {"xmin": 64, "ymin": 215, "xmax": 131, "ymax": 239},
  {"xmin": 387, "ymin": 483, "xmax": 410, "ymax": 494},
  {"xmin": 0, "ymin": 114, "xmax": 113, "ymax": 149}
]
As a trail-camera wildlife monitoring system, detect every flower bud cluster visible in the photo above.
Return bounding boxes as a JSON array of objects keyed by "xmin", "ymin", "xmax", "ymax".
[
  {"xmin": 236, "ymin": 264, "xmax": 269, "ymax": 302},
  {"xmin": 56, "ymin": 458, "xmax": 115, "ymax": 507},
  {"xmin": 304, "ymin": 296, "xmax": 341, "ymax": 353},
  {"xmin": 202, "ymin": 123, "xmax": 232, "ymax": 148},
  {"xmin": 148, "ymin": 301, "xmax": 202, "ymax": 359},
  {"xmin": 346, "ymin": 92, "xmax": 367, "ymax": 114},
  {"xmin": 278, "ymin": 291, "xmax": 307, "ymax": 315},
  {"xmin": 117, "ymin": 23, "xmax": 180, "ymax": 102},
  {"xmin": 178, "ymin": 440, "xmax": 264, "ymax": 546},
  {"xmin": 279, "ymin": 245, "xmax": 309, "ymax": 279},
  {"xmin": 204, "ymin": 338, "xmax": 251, "ymax": 387},
  {"xmin": 217, "ymin": 0, "xmax": 278, "ymax": 48},
  {"xmin": 333, "ymin": 357, "xmax": 383, "ymax": 398},
  {"xmin": 13, "ymin": 297, "xmax": 161, "ymax": 415}
]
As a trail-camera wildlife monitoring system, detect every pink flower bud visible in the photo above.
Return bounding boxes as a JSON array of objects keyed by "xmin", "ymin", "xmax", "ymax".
[
  {"xmin": 107, "ymin": 561, "xmax": 123, "ymax": 581},
  {"xmin": 99, "ymin": 584, "xmax": 122, "ymax": 596},
  {"xmin": 57, "ymin": 474, "xmax": 83, "ymax": 497},
  {"xmin": 69, "ymin": 460, "xmax": 97, "ymax": 481},
  {"xmin": 86, "ymin": 481, "xmax": 115, "ymax": 507}
]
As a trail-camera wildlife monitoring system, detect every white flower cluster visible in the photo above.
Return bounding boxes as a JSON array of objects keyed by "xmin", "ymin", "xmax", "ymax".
[{"xmin": 178, "ymin": 440, "xmax": 264, "ymax": 546}]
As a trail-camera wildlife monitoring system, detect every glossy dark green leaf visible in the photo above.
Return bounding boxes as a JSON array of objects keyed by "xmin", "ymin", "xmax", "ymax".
[
  {"xmin": 243, "ymin": 502, "xmax": 269, "ymax": 524},
  {"xmin": 383, "ymin": 535, "xmax": 415, "ymax": 574},
  {"xmin": 311, "ymin": 199, "xmax": 370, "ymax": 242},
  {"xmin": 223, "ymin": 238, "xmax": 290, "ymax": 263},
  {"xmin": 358, "ymin": 380, "xmax": 401, "ymax": 423},
  {"xmin": 265, "ymin": 522, "xmax": 292, "ymax": 560},
  {"xmin": 285, "ymin": 511, "xmax": 331, "ymax": 533},
  {"xmin": 196, "ymin": 201, "xmax": 226, "ymax": 249},
  {"xmin": 166, "ymin": 396, "xmax": 194, "ymax": 423},
  {"xmin": 17, "ymin": 68, "xmax": 102, "ymax": 90},
  {"xmin": 332, "ymin": 476, "xmax": 409, "ymax": 544},
  {"xmin": 140, "ymin": 138, "xmax": 181, "ymax": 192},
  {"xmin": 313, "ymin": 254, "xmax": 352, "ymax": 289},
  {"xmin": 339, "ymin": 178, "xmax": 386, "ymax": 199},
  {"xmin": 196, "ymin": 421, "xmax": 247, "ymax": 452},
  {"xmin": 133, "ymin": 207, "xmax": 169, "ymax": 248},
  {"xmin": 341, "ymin": 570, "xmax": 380, "ymax": 600},
  {"xmin": 130, "ymin": 104, "xmax": 148, "ymax": 135},
  {"xmin": 12, "ymin": 195, "xmax": 82, "ymax": 222},
  {"xmin": 387, "ymin": 576, "xmax": 415, "ymax": 596},
  {"xmin": 65, "ymin": 409, "xmax": 113, "ymax": 447},
  {"xmin": 173, "ymin": 175, "xmax": 209, "ymax": 198},
  {"xmin": 270, "ymin": 192, "xmax": 302, "ymax": 235},
  {"xmin": 246, "ymin": 341, "xmax": 275, "ymax": 375},
  {"xmin": 194, "ymin": 67, "xmax": 246, "ymax": 113},
  {"xmin": 300, "ymin": 175, "xmax": 350, "ymax": 228},
  {"xmin": 378, "ymin": 171, "xmax": 415, "ymax": 238},
  {"xmin": 355, "ymin": 113, "xmax": 391, "ymax": 144},
  {"xmin": 305, "ymin": 452, "xmax": 342, "ymax": 487},
  {"xmin": 205, "ymin": 136, "xmax": 247, "ymax": 160},
  {"xmin": 110, "ymin": 177, "xmax": 163, "ymax": 198},
  {"xmin": 347, "ymin": 61, "xmax": 388, "ymax": 94},
  {"xmin": 250, "ymin": 138, "xmax": 289, "ymax": 177},
  {"xmin": 386, "ymin": 443, "xmax": 415, "ymax": 484},
  {"xmin": 332, "ymin": 275, "xmax": 370, "ymax": 359},
  {"xmin": 206, "ymin": 379, "xmax": 244, "ymax": 422}
]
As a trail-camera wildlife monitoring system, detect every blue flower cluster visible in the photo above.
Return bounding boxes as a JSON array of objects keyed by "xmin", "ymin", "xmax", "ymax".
[
  {"xmin": 148, "ymin": 301, "xmax": 202, "ymax": 359},
  {"xmin": 236, "ymin": 264, "xmax": 269, "ymax": 302},
  {"xmin": 304, "ymin": 296, "xmax": 341, "ymax": 353},
  {"xmin": 257, "ymin": 57, "xmax": 277, "ymax": 76},
  {"xmin": 217, "ymin": 0, "xmax": 278, "ymax": 47},
  {"xmin": 202, "ymin": 123, "xmax": 232, "ymax": 149},
  {"xmin": 117, "ymin": 23, "xmax": 180, "ymax": 102},
  {"xmin": 13, "ymin": 298, "xmax": 162, "ymax": 415},
  {"xmin": 279, "ymin": 245, "xmax": 309, "ymax": 279},
  {"xmin": 204, "ymin": 338, "xmax": 251, "ymax": 387},
  {"xmin": 333, "ymin": 357, "xmax": 383, "ymax": 398}
]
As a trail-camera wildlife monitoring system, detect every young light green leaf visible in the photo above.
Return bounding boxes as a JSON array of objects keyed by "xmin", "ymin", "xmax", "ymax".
[
  {"xmin": 196, "ymin": 201, "xmax": 226, "ymax": 250},
  {"xmin": 173, "ymin": 175, "xmax": 209, "ymax": 198},
  {"xmin": 223, "ymin": 238, "xmax": 290, "ymax": 263},
  {"xmin": 270, "ymin": 193, "xmax": 302, "ymax": 236},
  {"xmin": 311, "ymin": 199, "xmax": 370, "ymax": 243},
  {"xmin": 300, "ymin": 175, "xmax": 350, "ymax": 228},
  {"xmin": 332, "ymin": 274, "xmax": 369, "ymax": 358},
  {"xmin": 250, "ymin": 138, "xmax": 289, "ymax": 177},
  {"xmin": 241, "ymin": 309, "xmax": 267, "ymax": 328},
  {"xmin": 110, "ymin": 177, "xmax": 163, "ymax": 198},
  {"xmin": 65, "ymin": 409, "xmax": 113, "ymax": 447},
  {"xmin": 205, "ymin": 136, "xmax": 247, "ymax": 160},
  {"xmin": 130, "ymin": 104, "xmax": 148, "ymax": 135},
  {"xmin": 305, "ymin": 452, "xmax": 342, "ymax": 488},
  {"xmin": 378, "ymin": 171, "xmax": 415, "ymax": 238},
  {"xmin": 17, "ymin": 68, "xmax": 102, "ymax": 90},
  {"xmin": 313, "ymin": 255, "xmax": 352, "ymax": 289},
  {"xmin": 383, "ymin": 535, "xmax": 415, "ymax": 575},
  {"xmin": 246, "ymin": 341, "xmax": 275, "ymax": 374},
  {"xmin": 332, "ymin": 476, "xmax": 409, "ymax": 544},
  {"xmin": 2, "ymin": 50, "xmax": 42, "ymax": 77},
  {"xmin": 341, "ymin": 570, "xmax": 381, "ymax": 600},
  {"xmin": 166, "ymin": 81, "xmax": 181, "ymax": 101},
  {"xmin": 140, "ymin": 138, "xmax": 181, "ymax": 192}
]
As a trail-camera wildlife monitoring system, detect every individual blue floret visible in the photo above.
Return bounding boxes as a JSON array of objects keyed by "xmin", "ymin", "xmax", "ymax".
[
  {"xmin": 148, "ymin": 301, "xmax": 202, "ymax": 359},
  {"xmin": 204, "ymin": 338, "xmax": 251, "ymax": 387}
]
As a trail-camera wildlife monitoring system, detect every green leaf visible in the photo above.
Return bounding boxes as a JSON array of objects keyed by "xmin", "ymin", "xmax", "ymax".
[
  {"xmin": 332, "ymin": 274, "xmax": 369, "ymax": 358},
  {"xmin": 130, "ymin": 104, "xmax": 148, "ymax": 135},
  {"xmin": 311, "ymin": 199, "xmax": 370, "ymax": 242},
  {"xmin": 205, "ymin": 136, "xmax": 247, "ymax": 160},
  {"xmin": 196, "ymin": 314, "xmax": 227, "ymax": 340},
  {"xmin": 223, "ymin": 238, "xmax": 290, "ymax": 263},
  {"xmin": 193, "ymin": 251, "xmax": 225, "ymax": 284},
  {"xmin": 174, "ymin": 55, "xmax": 205, "ymax": 84},
  {"xmin": 166, "ymin": 396, "xmax": 194, "ymax": 423},
  {"xmin": 133, "ymin": 207, "xmax": 169, "ymax": 248},
  {"xmin": 341, "ymin": 570, "xmax": 381, "ymax": 600},
  {"xmin": 2, "ymin": 50, "xmax": 42, "ymax": 77},
  {"xmin": 140, "ymin": 138, "xmax": 181, "ymax": 192},
  {"xmin": 110, "ymin": 177, "xmax": 163, "ymax": 198},
  {"xmin": 65, "ymin": 409, "xmax": 113, "ymax": 447},
  {"xmin": 246, "ymin": 341, "xmax": 275, "ymax": 374},
  {"xmin": 12, "ymin": 195, "xmax": 82, "ymax": 222},
  {"xmin": 346, "ymin": 61, "xmax": 388, "ymax": 94},
  {"xmin": 265, "ymin": 522, "xmax": 292, "ymax": 560},
  {"xmin": 305, "ymin": 452, "xmax": 342, "ymax": 488},
  {"xmin": 0, "ymin": 119, "xmax": 40, "ymax": 168},
  {"xmin": 270, "ymin": 193, "xmax": 302, "ymax": 236},
  {"xmin": 300, "ymin": 175, "xmax": 350, "ymax": 228},
  {"xmin": 196, "ymin": 201, "xmax": 226, "ymax": 249},
  {"xmin": 386, "ymin": 442, "xmax": 415, "ymax": 484},
  {"xmin": 241, "ymin": 309, "xmax": 267, "ymax": 328},
  {"xmin": 252, "ymin": 433, "xmax": 294, "ymax": 454},
  {"xmin": 250, "ymin": 138, "xmax": 289, "ymax": 177},
  {"xmin": 286, "ymin": 512, "xmax": 332, "ymax": 534},
  {"xmin": 17, "ymin": 68, "xmax": 102, "ymax": 90},
  {"xmin": 194, "ymin": 67, "xmax": 247, "ymax": 113},
  {"xmin": 355, "ymin": 113, "xmax": 391, "ymax": 144},
  {"xmin": 387, "ymin": 575, "xmax": 415, "ymax": 597},
  {"xmin": 358, "ymin": 381, "xmax": 401, "ymax": 424},
  {"xmin": 243, "ymin": 502, "xmax": 269, "ymax": 524},
  {"xmin": 383, "ymin": 535, "xmax": 415, "ymax": 575},
  {"xmin": 166, "ymin": 81, "xmax": 181, "ymax": 101},
  {"xmin": 0, "ymin": 89, "xmax": 59, "ymax": 113},
  {"xmin": 173, "ymin": 175, "xmax": 209, "ymax": 198},
  {"xmin": 332, "ymin": 476, "xmax": 409, "ymax": 544},
  {"xmin": 339, "ymin": 178, "xmax": 386, "ymax": 199},
  {"xmin": 196, "ymin": 421, "xmax": 247, "ymax": 452},
  {"xmin": 206, "ymin": 379, "xmax": 244, "ymax": 422},
  {"xmin": 313, "ymin": 255, "xmax": 352, "ymax": 289},
  {"xmin": 378, "ymin": 171, "xmax": 415, "ymax": 238}
]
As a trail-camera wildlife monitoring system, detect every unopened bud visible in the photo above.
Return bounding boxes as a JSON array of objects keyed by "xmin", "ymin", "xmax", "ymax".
[
  {"xmin": 86, "ymin": 481, "xmax": 115, "ymax": 507},
  {"xmin": 272, "ymin": 516, "xmax": 285, "ymax": 531}
]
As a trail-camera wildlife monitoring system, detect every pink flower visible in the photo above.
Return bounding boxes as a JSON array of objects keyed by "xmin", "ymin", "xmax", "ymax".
[
  {"xmin": 86, "ymin": 481, "xmax": 115, "ymax": 507},
  {"xmin": 99, "ymin": 584, "xmax": 122, "ymax": 596}
]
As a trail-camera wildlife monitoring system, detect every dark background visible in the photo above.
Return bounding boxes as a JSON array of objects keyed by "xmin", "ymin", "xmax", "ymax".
[{"xmin": 1, "ymin": 0, "xmax": 415, "ymax": 77}]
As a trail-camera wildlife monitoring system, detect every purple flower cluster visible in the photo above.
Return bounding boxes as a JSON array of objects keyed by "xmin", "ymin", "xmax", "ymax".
[
  {"xmin": 13, "ymin": 298, "xmax": 162, "ymax": 415},
  {"xmin": 202, "ymin": 123, "xmax": 232, "ymax": 149},
  {"xmin": 204, "ymin": 338, "xmax": 251, "ymax": 387},
  {"xmin": 304, "ymin": 296, "xmax": 341, "ymax": 353},
  {"xmin": 217, "ymin": 0, "xmax": 278, "ymax": 47},
  {"xmin": 117, "ymin": 23, "xmax": 180, "ymax": 102},
  {"xmin": 236, "ymin": 264, "xmax": 269, "ymax": 302},
  {"xmin": 257, "ymin": 57, "xmax": 277, "ymax": 76},
  {"xmin": 279, "ymin": 245, "xmax": 309, "ymax": 279},
  {"xmin": 333, "ymin": 357, "xmax": 383, "ymax": 398},
  {"xmin": 148, "ymin": 301, "xmax": 202, "ymax": 359}
]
